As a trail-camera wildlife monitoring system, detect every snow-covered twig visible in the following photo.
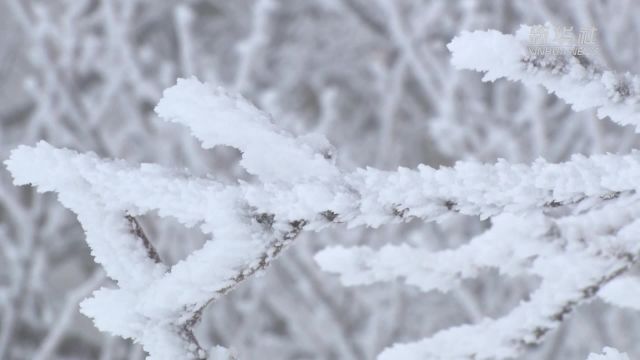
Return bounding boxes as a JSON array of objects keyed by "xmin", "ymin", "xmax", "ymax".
[
  {"xmin": 448, "ymin": 24, "xmax": 640, "ymax": 131},
  {"xmin": 315, "ymin": 25, "xmax": 640, "ymax": 359},
  {"xmin": 4, "ymin": 78, "xmax": 339, "ymax": 359},
  {"xmin": 7, "ymin": 23, "xmax": 640, "ymax": 359}
]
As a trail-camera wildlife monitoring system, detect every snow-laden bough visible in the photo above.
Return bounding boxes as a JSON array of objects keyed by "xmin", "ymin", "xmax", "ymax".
[{"xmin": 5, "ymin": 24, "xmax": 640, "ymax": 360}]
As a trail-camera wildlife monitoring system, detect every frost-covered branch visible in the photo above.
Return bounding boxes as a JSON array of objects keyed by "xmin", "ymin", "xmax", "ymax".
[
  {"xmin": 315, "ymin": 25, "xmax": 640, "ymax": 359},
  {"xmin": 448, "ymin": 24, "xmax": 640, "ymax": 131},
  {"xmin": 5, "ymin": 78, "xmax": 338, "ymax": 359},
  {"xmin": 6, "ymin": 23, "xmax": 640, "ymax": 360}
]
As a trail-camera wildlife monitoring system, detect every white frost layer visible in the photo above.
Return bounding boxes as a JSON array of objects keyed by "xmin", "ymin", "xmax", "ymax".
[
  {"xmin": 5, "ymin": 141, "xmax": 299, "ymax": 359},
  {"xmin": 315, "ymin": 214, "xmax": 556, "ymax": 292},
  {"xmin": 344, "ymin": 153, "xmax": 640, "ymax": 228},
  {"xmin": 10, "ymin": 140, "xmax": 640, "ymax": 359},
  {"xmin": 155, "ymin": 78, "xmax": 338, "ymax": 182},
  {"xmin": 587, "ymin": 348, "xmax": 630, "ymax": 360},
  {"xmin": 318, "ymin": 195, "xmax": 640, "ymax": 359},
  {"xmin": 599, "ymin": 276, "xmax": 640, "ymax": 310},
  {"xmin": 8, "ymin": 69, "xmax": 640, "ymax": 359},
  {"xmin": 448, "ymin": 25, "xmax": 640, "ymax": 131}
]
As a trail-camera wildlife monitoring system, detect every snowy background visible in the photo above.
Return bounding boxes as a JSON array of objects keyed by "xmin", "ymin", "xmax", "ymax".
[{"xmin": 1, "ymin": 1, "xmax": 640, "ymax": 359}]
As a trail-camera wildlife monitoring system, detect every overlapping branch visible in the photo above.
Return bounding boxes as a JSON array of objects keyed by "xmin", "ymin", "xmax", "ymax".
[{"xmin": 6, "ymin": 24, "xmax": 640, "ymax": 359}]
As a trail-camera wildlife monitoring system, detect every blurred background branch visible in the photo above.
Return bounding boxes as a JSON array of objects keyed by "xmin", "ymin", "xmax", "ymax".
[{"xmin": 1, "ymin": 0, "xmax": 640, "ymax": 359}]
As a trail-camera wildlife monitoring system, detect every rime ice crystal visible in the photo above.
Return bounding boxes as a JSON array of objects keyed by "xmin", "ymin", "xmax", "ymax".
[
  {"xmin": 448, "ymin": 25, "xmax": 640, "ymax": 131},
  {"xmin": 7, "ymin": 27, "xmax": 640, "ymax": 359}
]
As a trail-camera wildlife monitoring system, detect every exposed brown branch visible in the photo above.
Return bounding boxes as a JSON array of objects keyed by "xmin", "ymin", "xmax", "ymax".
[
  {"xmin": 177, "ymin": 217, "xmax": 308, "ymax": 359},
  {"xmin": 517, "ymin": 258, "xmax": 634, "ymax": 351},
  {"xmin": 125, "ymin": 214, "xmax": 163, "ymax": 264}
]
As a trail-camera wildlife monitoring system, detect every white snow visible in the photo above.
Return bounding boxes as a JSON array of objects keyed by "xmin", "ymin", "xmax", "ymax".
[
  {"xmin": 7, "ymin": 24, "xmax": 640, "ymax": 358},
  {"xmin": 587, "ymin": 348, "xmax": 630, "ymax": 360},
  {"xmin": 599, "ymin": 276, "xmax": 640, "ymax": 311},
  {"xmin": 449, "ymin": 25, "xmax": 640, "ymax": 131},
  {"xmin": 155, "ymin": 78, "xmax": 339, "ymax": 183}
]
